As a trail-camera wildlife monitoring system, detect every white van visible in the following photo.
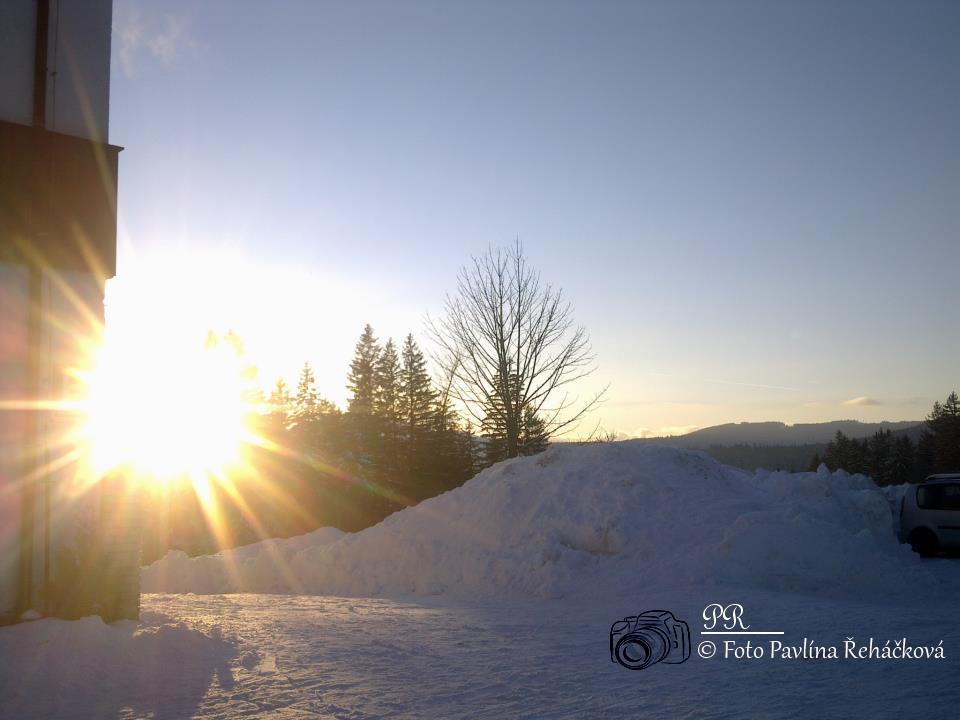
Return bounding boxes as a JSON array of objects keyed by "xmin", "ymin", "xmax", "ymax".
[{"xmin": 899, "ymin": 474, "xmax": 960, "ymax": 556}]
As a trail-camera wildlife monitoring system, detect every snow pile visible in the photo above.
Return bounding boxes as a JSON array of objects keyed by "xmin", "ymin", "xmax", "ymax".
[
  {"xmin": 142, "ymin": 527, "xmax": 344, "ymax": 593},
  {"xmin": 142, "ymin": 443, "xmax": 933, "ymax": 599}
]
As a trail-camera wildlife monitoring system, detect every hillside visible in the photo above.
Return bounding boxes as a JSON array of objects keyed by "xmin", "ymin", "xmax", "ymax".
[
  {"xmin": 665, "ymin": 420, "xmax": 922, "ymax": 447},
  {"xmin": 639, "ymin": 420, "xmax": 924, "ymax": 471}
]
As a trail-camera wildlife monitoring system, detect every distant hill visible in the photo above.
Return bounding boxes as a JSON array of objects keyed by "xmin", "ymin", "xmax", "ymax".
[
  {"xmin": 638, "ymin": 420, "xmax": 924, "ymax": 472},
  {"xmin": 663, "ymin": 420, "xmax": 923, "ymax": 448}
]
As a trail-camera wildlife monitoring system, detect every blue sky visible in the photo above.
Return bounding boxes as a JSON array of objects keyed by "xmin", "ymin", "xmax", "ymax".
[{"xmin": 108, "ymin": 0, "xmax": 959, "ymax": 436}]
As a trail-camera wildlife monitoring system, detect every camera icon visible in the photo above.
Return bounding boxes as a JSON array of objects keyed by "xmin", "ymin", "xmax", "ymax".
[{"xmin": 610, "ymin": 610, "xmax": 691, "ymax": 670}]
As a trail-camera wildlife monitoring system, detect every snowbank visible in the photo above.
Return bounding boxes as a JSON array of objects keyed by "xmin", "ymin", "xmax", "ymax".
[
  {"xmin": 142, "ymin": 527, "xmax": 344, "ymax": 593},
  {"xmin": 142, "ymin": 443, "xmax": 934, "ymax": 599}
]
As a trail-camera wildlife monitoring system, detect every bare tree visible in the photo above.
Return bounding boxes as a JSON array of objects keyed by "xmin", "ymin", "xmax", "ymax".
[{"xmin": 428, "ymin": 242, "xmax": 605, "ymax": 458}]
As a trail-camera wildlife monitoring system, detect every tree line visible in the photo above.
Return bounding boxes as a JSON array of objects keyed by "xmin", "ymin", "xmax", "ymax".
[
  {"xmin": 810, "ymin": 391, "xmax": 960, "ymax": 485},
  {"xmin": 141, "ymin": 244, "xmax": 599, "ymax": 561}
]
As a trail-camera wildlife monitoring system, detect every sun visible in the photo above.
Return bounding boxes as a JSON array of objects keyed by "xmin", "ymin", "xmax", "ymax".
[{"xmin": 82, "ymin": 329, "xmax": 255, "ymax": 483}]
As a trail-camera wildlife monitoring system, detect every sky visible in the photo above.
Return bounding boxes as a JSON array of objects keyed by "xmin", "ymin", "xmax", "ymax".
[{"xmin": 106, "ymin": 0, "xmax": 960, "ymax": 438}]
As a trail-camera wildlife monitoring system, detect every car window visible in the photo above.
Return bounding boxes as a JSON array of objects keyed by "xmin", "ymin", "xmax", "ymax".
[{"xmin": 917, "ymin": 484, "xmax": 960, "ymax": 511}]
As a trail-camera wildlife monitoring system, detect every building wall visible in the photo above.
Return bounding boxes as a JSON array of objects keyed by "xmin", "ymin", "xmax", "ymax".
[
  {"xmin": 0, "ymin": 0, "xmax": 36, "ymax": 126},
  {"xmin": 0, "ymin": 0, "xmax": 113, "ymax": 140},
  {"xmin": 0, "ymin": 265, "xmax": 29, "ymax": 619},
  {"xmin": 46, "ymin": 0, "xmax": 113, "ymax": 141},
  {"xmin": 0, "ymin": 0, "xmax": 125, "ymax": 622}
]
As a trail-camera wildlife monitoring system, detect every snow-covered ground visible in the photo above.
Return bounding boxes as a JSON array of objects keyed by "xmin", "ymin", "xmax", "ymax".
[
  {"xmin": 4, "ymin": 444, "xmax": 960, "ymax": 718},
  {"xmin": 5, "ymin": 584, "xmax": 960, "ymax": 719}
]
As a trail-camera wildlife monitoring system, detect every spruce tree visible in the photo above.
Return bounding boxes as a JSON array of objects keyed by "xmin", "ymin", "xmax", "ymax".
[
  {"xmin": 519, "ymin": 405, "xmax": 549, "ymax": 456},
  {"xmin": 808, "ymin": 453, "xmax": 823, "ymax": 472},
  {"xmin": 868, "ymin": 430, "xmax": 893, "ymax": 485},
  {"xmin": 399, "ymin": 334, "xmax": 436, "ymax": 433},
  {"xmin": 347, "ymin": 324, "xmax": 380, "ymax": 415},
  {"xmin": 268, "ymin": 377, "xmax": 293, "ymax": 425},
  {"xmin": 889, "ymin": 435, "xmax": 916, "ymax": 485},
  {"xmin": 925, "ymin": 391, "xmax": 960, "ymax": 473},
  {"xmin": 480, "ymin": 371, "xmax": 549, "ymax": 463},
  {"xmin": 295, "ymin": 362, "xmax": 320, "ymax": 423},
  {"xmin": 397, "ymin": 334, "xmax": 436, "ymax": 490},
  {"xmin": 375, "ymin": 339, "xmax": 401, "ymax": 422},
  {"xmin": 373, "ymin": 338, "xmax": 401, "ymax": 478}
]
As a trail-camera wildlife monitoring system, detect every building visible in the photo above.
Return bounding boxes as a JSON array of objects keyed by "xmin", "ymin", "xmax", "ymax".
[{"xmin": 1, "ymin": 0, "xmax": 138, "ymax": 623}]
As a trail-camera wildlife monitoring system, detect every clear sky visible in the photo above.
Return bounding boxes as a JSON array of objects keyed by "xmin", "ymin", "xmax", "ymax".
[{"xmin": 107, "ymin": 0, "xmax": 959, "ymax": 437}]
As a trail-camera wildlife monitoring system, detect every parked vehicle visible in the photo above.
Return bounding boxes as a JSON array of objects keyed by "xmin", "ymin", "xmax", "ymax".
[{"xmin": 899, "ymin": 473, "xmax": 960, "ymax": 556}]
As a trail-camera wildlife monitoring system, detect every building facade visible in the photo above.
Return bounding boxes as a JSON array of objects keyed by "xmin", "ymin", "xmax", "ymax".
[{"xmin": 1, "ymin": 0, "xmax": 137, "ymax": 623}]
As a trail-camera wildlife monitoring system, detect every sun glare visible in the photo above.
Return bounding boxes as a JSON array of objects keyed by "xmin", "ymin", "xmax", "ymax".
[{"xmin": 82, "ymin": 331, "xmax": 253, "ymax": 483}]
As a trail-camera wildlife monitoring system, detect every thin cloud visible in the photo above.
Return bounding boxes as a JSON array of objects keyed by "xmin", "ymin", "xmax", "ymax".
[
  {"xmin": 842, "ymin": 396, "xmax": 882, "ymax": 407},
  {"xmin": 114, "ymin": 1, "xmax": 196, "ymax": 78},
  {"xmin": 632, "ymin": 425, "xmax": 700, "ymax": 439}
]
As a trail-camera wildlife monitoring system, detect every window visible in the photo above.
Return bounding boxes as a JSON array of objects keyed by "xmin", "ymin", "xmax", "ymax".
[{"xmin": 917, "ymin": 484, "xmax": 960, "ymax": 511}]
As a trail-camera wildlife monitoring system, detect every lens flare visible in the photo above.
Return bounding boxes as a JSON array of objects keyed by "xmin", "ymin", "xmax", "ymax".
[{"xmin": 81, "ymin": 332, "xmax": 253, "ymax": 482}]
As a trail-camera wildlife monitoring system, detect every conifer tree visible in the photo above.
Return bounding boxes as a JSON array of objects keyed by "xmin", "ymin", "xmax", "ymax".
[
  {"xmin": 375, "ymin": 339, "xmax": 401, "ymax": 422},
  {"xmin": 868, "ymin": 430, "xmax": 893, "ymax": 485},
  {"xmin": 519, "ymin": 405, "xmax": 549, "ymax": 456},
  {"xmin": 808, "ymin": 453, "xmax": 823, "ymax": 472},
  {"xmin": 295, "ymin": 362, "xmax": 320, "ymax": 423},
  {"xmin": 889, "ymin": 435, "xmax": 916, "ymax": 485},
  {"xmin": 347, "ymin": 324, "xmax": 380, "ymax": 415},
  {"xmin": 399, "ymin": 334, "xmax": 435, "ymax": 433},
  {"xmin": 924, "ymin": 391, "xmax": 960, "ymax": 472},
  {"xmin": 373, "ymin": 338, "xmax": 401, "ymax": 478},
  {"xmin": 396, "ymin": 335, "xmax": 436, "ymax": 489},
  {"xmin": 480, "ymin": 371, "xmax": 549, "ymax": 463},
  {"xmin": 268, "ymin": 377, "xmax": 293, "ymax": 424}
]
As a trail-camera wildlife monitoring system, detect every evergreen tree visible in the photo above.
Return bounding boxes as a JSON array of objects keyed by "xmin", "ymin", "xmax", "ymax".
[
  {"xmin": 399, "ymin": 334, "xmax": 436, "ymax": 433},
  {"xmin": 480, "ymin": 371, "xmax": 549, "ymax": 463},
  {"xmin": 374, "ymin": 339, "xmax": 401, "ymax": 422},
  {"xmin": 519, "ymin": 405, "xmax": 549, "ymax": 456},
  {"xmin": 867, "ymin": 430, "xmax": 893, "ymax": 485},
  {"xmin": 347, "ymin": 324, "xmax": 380, "ymax": 415},
  {"xmin": 396, "ymin": 335, "xmax": 437, "ymax": 490},
  {"xmin": 480, "ymin": 375, "xmax": 510, "ymax": 465},
  {"xmin": 268, "ymin": 377, "xmax": 294, "ymax": 425},
  {"xmin": 889, "ymin": 435, "xmax": 916, "ymax": 485},
  {"xmin": 924, "ymin": 391, "xmax": 960, "ymax": 473},
  {"xmin": 294, "ymin": 362, "xmax": 320, "ymax": 423},
  {"xmin": 373, "ymin": 338, "xmax": 401, "ymax": 478},
  {"xmin": 460, "ymin": 420, "xmax": 480, "ymax": 479}
]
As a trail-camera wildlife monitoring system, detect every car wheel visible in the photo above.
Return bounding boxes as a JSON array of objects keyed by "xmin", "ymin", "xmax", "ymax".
[{"xmin": 909, "ymin": 528, "xmax": 938, "ymax": 557}]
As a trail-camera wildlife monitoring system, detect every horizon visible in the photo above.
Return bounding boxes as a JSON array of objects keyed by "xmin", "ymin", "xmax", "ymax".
[{"xmin": 107, "ymin": 0, "xmax": 959, "ymax": 437}]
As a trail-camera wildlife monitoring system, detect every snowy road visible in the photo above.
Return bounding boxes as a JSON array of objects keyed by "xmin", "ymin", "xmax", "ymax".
[{"xmin": 7, "ymin": 571, "xmax": 959, "ymax": 720}]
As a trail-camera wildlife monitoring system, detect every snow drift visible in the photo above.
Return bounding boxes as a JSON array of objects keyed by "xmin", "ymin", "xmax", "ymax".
[
  {"xmin": 142, "ymin": 527, "xmax": 344, "ymax": 594},
  {"xmin": 142, "ymin": 443, "xmax": 933, "ymax": 599}
]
